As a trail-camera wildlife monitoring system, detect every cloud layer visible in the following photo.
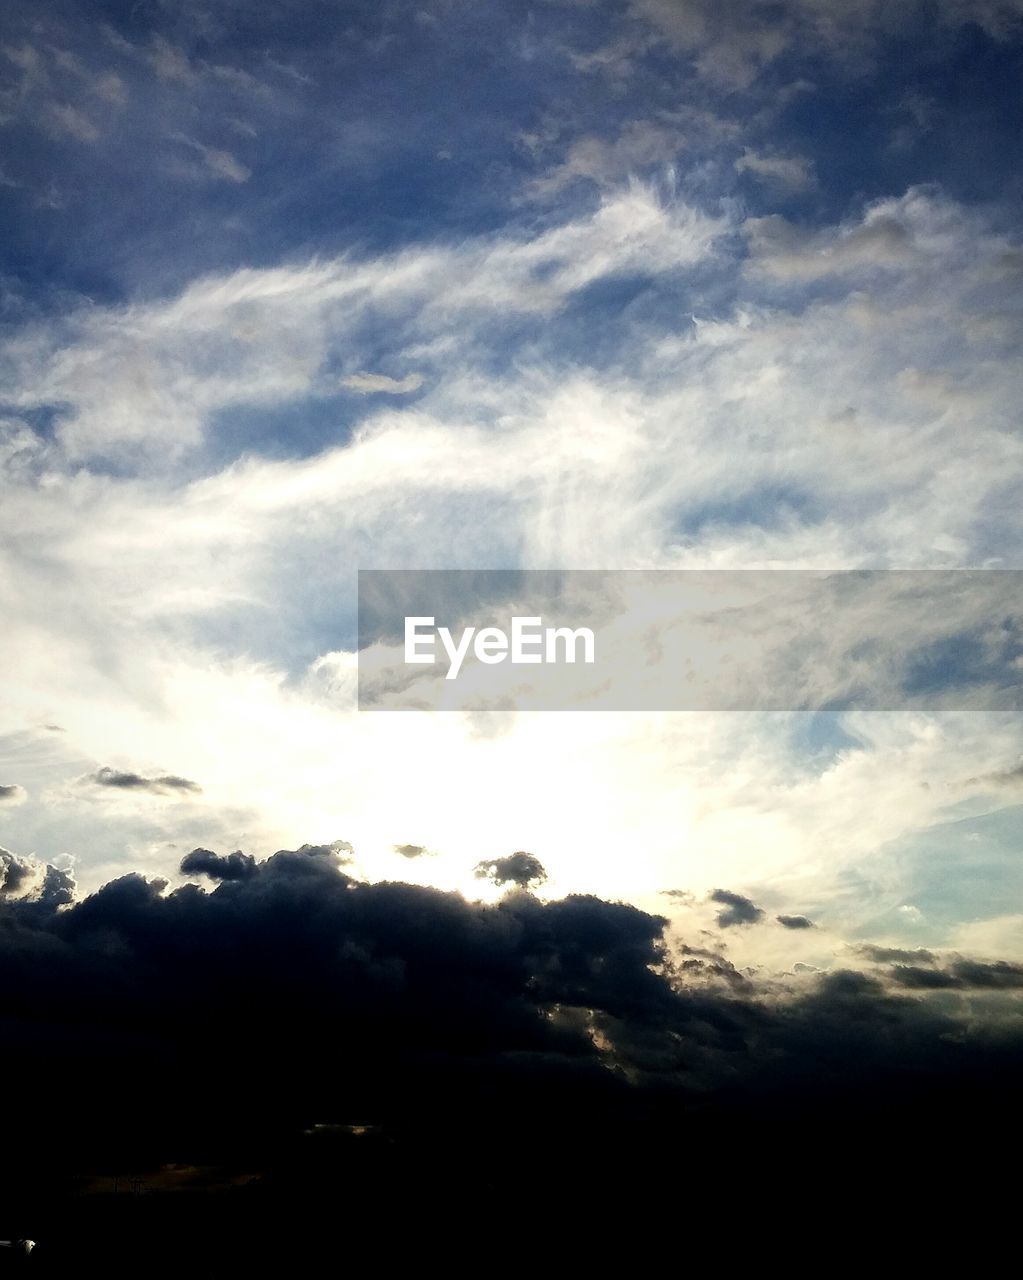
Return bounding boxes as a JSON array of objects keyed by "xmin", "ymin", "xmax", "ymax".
[
  {"xmin": 1, "ymin": 5, "xmax": 1022, "ymax": 1179},
  {"xmin": 3, "ymin": 840, "xmax": 1022, "ymax": 1243}
]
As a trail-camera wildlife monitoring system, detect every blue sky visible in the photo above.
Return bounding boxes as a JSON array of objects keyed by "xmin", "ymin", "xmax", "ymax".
[
  {"xmin": 2, "ymin": 0, "xmax": 1023, "ymax": 983},
  {"xmin": 5, "ymin": 2, "xmax": 1023, "ymax": 308}
]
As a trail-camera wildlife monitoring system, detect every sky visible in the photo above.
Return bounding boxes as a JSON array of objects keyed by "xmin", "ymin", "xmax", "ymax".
[{"xmin": 2, "ymin": 0, "xmax": 1023, "ymax": 1246}]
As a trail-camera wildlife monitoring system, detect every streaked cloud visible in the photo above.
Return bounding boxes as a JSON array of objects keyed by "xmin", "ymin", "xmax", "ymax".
[
  {"xmin": 171, "ymin": 133, "xmax": 252, "ymax": 183},
  {"xmin": 735, "ymin": 147, "xmax": 815, "ymax": 192},
  {"xmin": 45, "ymin": 101, "xmax": 100, "ymax": 142},
  {"xmin": 341, "ymin": 372, "xmax": 424, "ymax": 394}
]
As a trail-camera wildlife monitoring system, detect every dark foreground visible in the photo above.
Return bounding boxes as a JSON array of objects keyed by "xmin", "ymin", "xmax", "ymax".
[
  {"xmin": 3, "ymin": 857, "xmax": 1020, "ymax": 1270},
  {"xmin": 1, "ymin": 1086, "xmax": 1016, "ymax": 1274}
]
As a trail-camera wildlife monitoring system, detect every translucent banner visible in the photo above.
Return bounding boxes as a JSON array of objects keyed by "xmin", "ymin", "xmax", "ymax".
[{"xmin": 357, "ymin": 570, "xmax": 1023, "ymax": 711}]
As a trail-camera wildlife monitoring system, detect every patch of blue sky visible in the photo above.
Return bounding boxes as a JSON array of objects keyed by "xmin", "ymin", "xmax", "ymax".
[
  {"xmin": 551, "ymin": 269, "xmax": 732, "ymax": 359},
  {"xmin": 206, "ymin": 389, "xmax": 403, "ymax": 470},
  {"xmin": 0, "ymin": 2, "xmax": 633, "ymax": 300},
  {"xmin": 672, "ymin": 483, "xmax": 827, "ymax": 539},
  {"xmin": 763, "ymin": 28, "xmax": 1023, "ymax": 212},
  {"xmin": 786, "ymin": 711, "xmax": 866, "ymax": 765},
  {"xmin": 6, "ymin": 1, "xmax": 1020, "ymax": 331},
  {"xmin": 853, "ymin": 804, "xmax": 1023, "ymax": 941},
  {"xmin": 903, "ymin": 625, "xmax": 1023, "ymax": 704}
]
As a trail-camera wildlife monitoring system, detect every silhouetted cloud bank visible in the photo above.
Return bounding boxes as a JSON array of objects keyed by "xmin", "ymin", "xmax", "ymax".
[{"xmin": 3, "ymin": 842, "xmax": 1022, "ymax": 1264}]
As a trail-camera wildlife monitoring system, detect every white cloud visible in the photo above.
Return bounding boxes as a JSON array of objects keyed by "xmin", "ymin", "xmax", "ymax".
[
  {"xmin": 0, "ymin": 182, "xmax": 1022, "ymax": 953},
  {"xmin": 735, "ymin": 147, "xmax": 816, "ymax": 192},
  {"xmin": 528, "ymin": 121, "xmax": 691, "ymax": 196},
  {"xmin": 92, "ymin": 72, "xmax": 127, "ymax": 105},
  {"xmin": 2, "ymin": 184, "xmax": 723, "ymax": 461},
  {"xmin": 629, "ymin": 0, "xmax": 1023, "ymax": 86},
  {"xmin": 147, "ymin": 35, "xmax": 196, "ymax": 85},
  {"xmin": 171, "ymin": 134, "xmax": 251, "ymax": 183},
  {"xmin": 1, "ymin": 40, "xmax": 125, "ymax": 141},
  {"xmin": 199, "ymin": 145, "xmax": 250, "ymax": 183},
  {"xmin": 45, "ymin": 102, "xmax": 99, "ymax": 142},
  {"xmin": 340, "ymin": 372, "xmax": 424, "ymax": 394}
]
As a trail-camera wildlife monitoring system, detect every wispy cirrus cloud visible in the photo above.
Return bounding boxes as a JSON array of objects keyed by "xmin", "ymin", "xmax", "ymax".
[
  {"xmin": 170, "ymin": 133, "xmax": 252, "ymax": 183},
  {"xmin": 0, "ymin": 0, "xmax": 1021, "ymax": 970},
  {"xmin": 341, "ymin": 371, "xmax": 424, "ymax": 394},
  {"xmin": 1, "ymin": 183, "xmax": 723, "ymax": 462}
]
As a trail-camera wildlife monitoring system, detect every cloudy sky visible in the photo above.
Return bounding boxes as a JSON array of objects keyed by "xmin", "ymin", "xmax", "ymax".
[{"xmin": 2, "ymin": 4, "xmax": 1023, "ymax": 1222}]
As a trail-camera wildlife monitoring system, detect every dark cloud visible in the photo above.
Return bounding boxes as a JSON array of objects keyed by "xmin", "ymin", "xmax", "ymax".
[
  {"xmin": 180, "ymin": 848, "xmax": 257, "ymax": 881},
  {"xmin": 394, "ymin": 843, "xmax": 430, "ymax": 859},
  {"xmin": 1, "ymin": 844, "xmax": 681, "ymax": 1180},
  {"xmin": 889, "ymin": 958, "xmax": 1023, "ymax": 990},
  {"xmin": 855, "ymin": 942, "xmax": 1023, "ymax": 988},
  {"xmin": 951, "ymin": 958, "xmax": 1023, "ymax": 988},
  {"xmin": 855, "ymin": 944, "xmax": 937, "ymax": 964},
  {"xmin": 0, "ymin": 845, "xmax": 1021, "ymax": 1263},
  {"xmin": 293, "ymin": 839, "xmax": 354, "ymax": 860},
  {"xmin": 86, "ymin": 766, "xmax": 202, "ymax": 794},
  {"xmin": 888, "ymin": 964, "xmax": 962, "ymax": 990},
  {"xmin": 777, "ymin": 914, "xmax": 815, "ymax": 929},
  {"xmin": 676, "ymin": 943, "xmax": 749, "ymax": 989},
  {"xmin": 474, "ymin": 851, "xmax": 547, "ymax": 888},
  {"xmin": 0, "ymin": 783, "xmax": 26, "ymax": 803},
  {"xmin": 710, "ymin": 888, "xmax": 765, "ymax": 928}
]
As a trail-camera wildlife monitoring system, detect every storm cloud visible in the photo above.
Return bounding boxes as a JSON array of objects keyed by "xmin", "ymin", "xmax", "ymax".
[
  {"xmin": 3, "ymin": 842, "xmax": 1020, "ymax": 1131},
  {"xmin": 855, "ymin": 944, "xmax": 938, "ymax": 964},
  {"xmin": 889, "ymin": 958, "xmax": 1023, "ymax": 990},
  {"xmin": 2, "ymin": 842, "xmax": 1022, "ymax": 1263}
]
